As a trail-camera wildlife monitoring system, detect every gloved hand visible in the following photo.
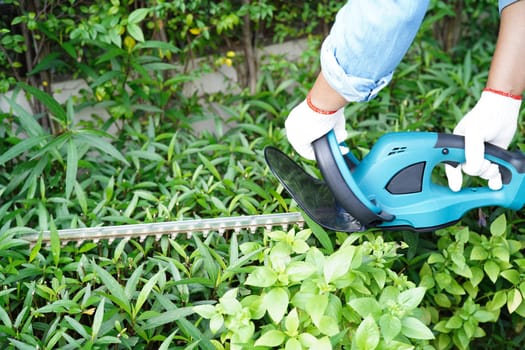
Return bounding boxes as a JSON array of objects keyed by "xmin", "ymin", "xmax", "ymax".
[
  {"xmin": 285, "ymin": 98, "xmax": 348, "ymax": 160},
  {"xmin": 445, "ymin": 89, "xmax": 521, "ymax": 192}
]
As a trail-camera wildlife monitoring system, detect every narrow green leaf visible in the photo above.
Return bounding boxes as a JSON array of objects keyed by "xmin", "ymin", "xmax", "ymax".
[
  {"xmin": 18, "ymin": 82, "xmax": 67, "ymax": 121},
  {"xmin": 49, "ymin": 216, "xmax": 60, "ymax": 266},
  {"xmin": 64, "ymin": 315, "xmax": 90, "ymax": 339},
  {"xmin": 65, "ymin": 138, "xmax": 78, "ymax": 199},
  {"xmin": 0, "ymin": 135, "xmax": 49, "ymax": 165},
  {"xmin": 74, "ymin": 181, "xmax": 88, "ymax": 215},
  {"xmin": 159, "ymin": 330, "xmax": 177, "ymax": 350},
  {"xmin": 92, "ymin": 262, "xmax": 131, "ymax": 315},
  {"xmin": 134, "ymin": 270, "xmax": 162, "ymax": 318},
  {"xmin": 92, "ymin": 297, "xmax": 105, "ymax": 340},
  {"xmin": 75, "ymin": 132, "xmax": 129, "ymax": 166}
]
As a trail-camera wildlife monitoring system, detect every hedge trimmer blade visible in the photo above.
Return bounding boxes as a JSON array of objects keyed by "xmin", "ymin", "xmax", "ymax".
[
  {"xmin": 264, "ymin": 146, "xmax": 363, "ymax": 232},
  {"xmin": 20, "ymin": 212, "xmax": 305, "ymax": 246}
]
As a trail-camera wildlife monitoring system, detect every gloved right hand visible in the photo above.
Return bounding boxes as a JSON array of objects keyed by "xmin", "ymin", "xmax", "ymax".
[{"xmin": 285, "ymin": 98, "xmax": 348, "ymax": 160}]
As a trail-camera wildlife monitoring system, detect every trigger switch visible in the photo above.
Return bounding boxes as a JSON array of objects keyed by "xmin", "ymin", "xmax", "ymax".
[{"xmin": 386, "ymin": 162, "xmax": 426, "ymax": 194}]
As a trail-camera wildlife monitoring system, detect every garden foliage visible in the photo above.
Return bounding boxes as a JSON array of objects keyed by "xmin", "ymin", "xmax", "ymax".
[{"xmin": 1, "ymin": 0, "xmax": 525, "ymax": 349}]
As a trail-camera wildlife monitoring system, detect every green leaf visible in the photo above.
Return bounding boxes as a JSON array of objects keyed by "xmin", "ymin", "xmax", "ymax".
[
  {"xmin": 245, "ymin": 266, "xmax": 277, "ymax": 287},
  {"xmin": 127, "ymin": 23, "xmax": 145, "ymax": 42},
  {"xmin": 134, "ymin": 269, "xmax": 162, "ymax": 318},
  {"xmin": 470, "ymin": 246, "xmax": 488, "ymax": 261},
  {"xmin": 285, "ymin": 308, "xmax": 299, "ymax": 336},
  {"xmin": 0, "ymin": 135, "xmax": 49, "ymax": 165},
  {"xmin": 219, "ymin": 288, "xmax": 242, "ymax": 315},
  {"xmin": 401, "ymin": 316, "xmax": 435, "ymax": 340},
  {"xmin": 379, "ymin": 314, "xmax": 402, "ymax": 342},
  {"xmin": 318, "ymin": 315, "xmax": 339, "ymax": 336},
  {"xmin": 18, "ymin": 82, "xmax": 67, "ymax": 121},
  {"xmin": 49, "ymin": 216, "xmax": 60, "ymax": 266},
  {"xmin": 92, "ymin": 297, "xmax": 105, "ymax": 340},
  {"xmin": 397, "ymin": 287, "xmax": 426, "ymax": 311},
  {"xmin": 65, "ymin": 138, "xmax": 78, "ymax": 199},
  {"xmin": 501, "ymin": 269, "xmax": 520, "ymax": 285},
  {"xmin": 490, "ymin": 214, "xmax": 506, "ymax": 237},
  {"xmin": 507, "ymin": 288, "xmax": 523, "ymax": 314},
  {"xmin": 484, "ymin": 260, "xmax": 500, "ymax": 283},
  {"xmin": 254, "ymin": 330, "xmax": 285, "ymax": 347},
  {"xmin": 264, "ymin": 287, "xmax": 288, "ymax": 323},
  {"xmin": 348, "ymin": 297, "xmax": 381, "ymax": 318},
  {"xmin": 193, "ymin": 305, "xmax": 216, "ymax": 319},
  {"xmin": 128, "ymin": 8, "xmax": 149, "ymax": 24},
  {"xmin": 92, "ymin": 262, "xmax": 131, "ymax": 315},
  {"xmin": 324, "ymin": 246, "xmax": 355, "ymax": 283},
  {"xmin": 354, "ymin": 315, "xmax": 380, "ymax": 350},
  {"xmin": 75, "ymin": 131, "xmax": 129, "ymax": 166}
]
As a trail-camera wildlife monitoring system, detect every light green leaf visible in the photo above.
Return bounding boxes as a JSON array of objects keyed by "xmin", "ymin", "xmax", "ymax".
[
  {"xmin": 128, "ymin": 8, "xmax": 149, "ymax": 24},
  {"xmin": 324, "ymin": 246, "xmax": 355, "ymax": 283},
  {"xmin": 348, "ymin": 297, "xmax": 381, "ymax": 318},
  {"xmin": 318, "ymin": 315, "xmax": 339, "ymax": 336},
  {"xmin": 484, "ymin": 260, "xmax": 500, "ymax": 283},
  {"xmin": 245, "ymin": 266, "xmax": 277, "ymax": 287},
  {"xmin": 219, "ymin": 288, "xmax": 242, "ymax": 315},
  {"xmin": 397, "ymin": 287, "xmax": 426, "ymax": 311},
  {"xmin": 501, "ymin": 269, "xmax": 520, "ymax": 285},
  {"xmin": 193, "ymin": 305, "xmax": 216, "ymax": 319},
  {"xmin": 379, "ymin": 314, "xmax": 402, "ymax": 342},
  {"xmin": 507, "ymin": 288, "xmax": 523, "ymax": 314},
  {"xmin": 285, "ymin": 338, "xmax": 302, "ymax": 350},
  {"xmin": 285, "ymin": 308, "xmax": 299, "ymax": 336},
  {"xmin": 286, "ymin": 261, "xmax": 317, "ymax": 282},
  {"xmin": 264, "ymin": 287, "xmax": 288, "ymax": 323},
  {"xmin": 254, "ymin": 330, "xmax": 285, "ymax": 347},
  {"xmin": 490, "ymin": 214, "xmax": 506, "ymax": 237},
  {"xmin": 470, "ymin": 246, "xmax": 488, "ymax": 261},
  {"xmin": 127, "ymin": 23, "xmax": 145, "ymax": 42},
  {"xmin": 401, "ymin": 316, "xmax": 435, "ymax": 340},
  {"xmin": 354, "ymin": 315, "xmax": 380, "ymax": 350}
]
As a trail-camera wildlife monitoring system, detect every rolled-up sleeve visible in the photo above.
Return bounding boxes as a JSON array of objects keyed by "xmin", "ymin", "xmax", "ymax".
[
  {"xmin": 320, "ymin": 0, "xmax": 429, "ymax": 102},
  {"xmin": 499, "ymin": 0, "xmax": 520, "ymax": 13}
]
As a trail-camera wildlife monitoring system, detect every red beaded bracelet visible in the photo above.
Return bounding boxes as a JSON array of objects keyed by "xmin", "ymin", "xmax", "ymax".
[
  {"xmin": 306, "ymin": 93, "xmax": 338, "ymax": 115},
  {"xmin": 483, "ymin": 87, "xmax": 522, "ymax": 101}
]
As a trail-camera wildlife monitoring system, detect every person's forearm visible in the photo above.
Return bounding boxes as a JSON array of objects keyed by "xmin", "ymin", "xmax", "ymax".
[{"xmin": 486, "ymin": 1, "xmax": 525, "ymax": 95}]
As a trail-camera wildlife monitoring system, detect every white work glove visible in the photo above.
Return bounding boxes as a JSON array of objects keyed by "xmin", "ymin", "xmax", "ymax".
[
  {"xmin": 285, "ymin": 99, "xmax": 348, "ymax": 160},
  {"xmin": 445, "ymin": 90, "xmax": 521, "ymax": 192}
]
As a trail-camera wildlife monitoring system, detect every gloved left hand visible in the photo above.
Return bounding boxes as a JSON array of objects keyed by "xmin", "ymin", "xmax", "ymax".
[{"xmin": 445, "ymin": 89, "xmax": 521, "ymax": 192}]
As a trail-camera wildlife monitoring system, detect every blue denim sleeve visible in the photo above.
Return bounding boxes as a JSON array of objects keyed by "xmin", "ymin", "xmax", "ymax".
[
  {"xmin": 320, "ymin": 0, "xmax": 429, "ymax": 102},
  {"xmin": 499, "ymin": 0, "xmax": 520, "ymax": 12}
]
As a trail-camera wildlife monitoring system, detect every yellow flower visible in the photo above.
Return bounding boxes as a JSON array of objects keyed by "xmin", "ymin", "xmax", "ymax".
[
  {"xmin": 189, "ymin": 27, "xmax": 201, "ymax": 35},
  {"xmin": 226, "ymin": 50, "xmax": 235, "ymax": 58}
]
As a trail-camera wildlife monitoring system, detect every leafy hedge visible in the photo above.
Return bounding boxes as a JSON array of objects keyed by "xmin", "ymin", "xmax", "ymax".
[{"xmin": 2, "ymin": 0, "xmax": 525, "ymax": 349}]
